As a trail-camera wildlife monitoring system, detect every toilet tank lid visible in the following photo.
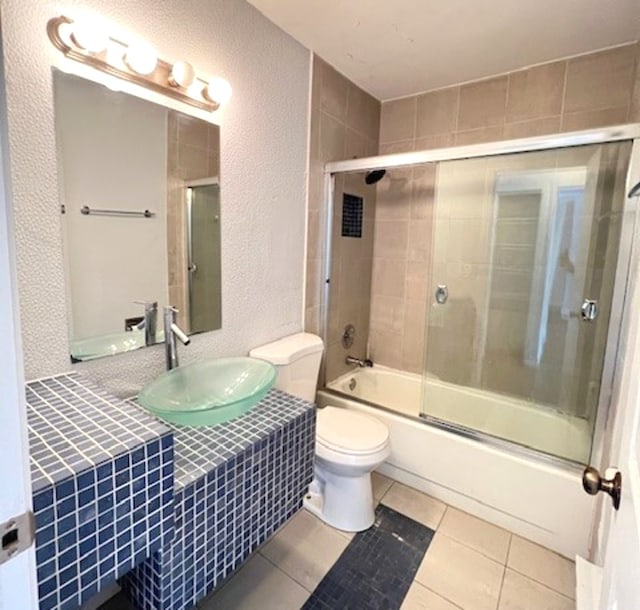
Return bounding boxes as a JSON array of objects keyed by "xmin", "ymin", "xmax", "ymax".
[{"xmin": 249, "ymin": 333, "xmax": 324, "ymax": 365}]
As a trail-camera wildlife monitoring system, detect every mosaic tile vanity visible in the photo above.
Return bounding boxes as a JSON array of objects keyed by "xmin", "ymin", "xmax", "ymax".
[
  {"xmin": 28, "ymin": 374, "xmax": 315, "ymax": 610},
  {"xmin": 28, "ymin": 374, "xmax": 174, "ymax": 610},
  {"xmin": 121, "ymin": 390, "xmax": 315, "ymax": 610}
]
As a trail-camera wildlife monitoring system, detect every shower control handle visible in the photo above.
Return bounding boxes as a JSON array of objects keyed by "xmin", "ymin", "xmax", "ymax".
[
  {"xmin": 435, "ymin": 285, "xmax": 448, "ymax": 305},
  {"xmin": 582, "ymin": 466, "xmax": 621, "ymax": 510}
]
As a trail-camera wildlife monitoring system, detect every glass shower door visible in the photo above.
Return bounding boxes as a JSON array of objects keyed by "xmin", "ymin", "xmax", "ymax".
[
  {"xmin": 421, "ymin": 141, "xmax": 633, "ymax": 463},
  {"xmin": 187, "ymin": 183, "xmax": 222, "ymax": 334}
]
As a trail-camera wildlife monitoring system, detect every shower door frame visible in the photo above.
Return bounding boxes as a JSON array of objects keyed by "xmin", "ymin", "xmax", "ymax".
[{"xmin": 320, "ymin": 123, "xmax": 640, "ymax": 469}]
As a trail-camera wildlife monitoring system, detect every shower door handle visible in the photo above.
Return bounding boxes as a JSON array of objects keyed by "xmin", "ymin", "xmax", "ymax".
[
  {"xmin": 581, "ymin": 299, "xmax": 598, "ymax": 322},
  {"xmin": 188, "ymin": 263, "xmax": 197, "ymax": 273},
  {"xmin": 435, "ymin": 285, "xmax": 448, "ymax": 305}
]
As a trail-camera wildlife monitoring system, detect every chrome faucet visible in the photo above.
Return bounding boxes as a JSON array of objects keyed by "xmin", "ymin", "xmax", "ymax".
[
  {"xmin": 133, "ymin": 300, "xmax": 158, "ymax": 346},
  {"xmin": 164, "ymin": 306, "xmax": 190, "ymax": 370},
  {"xmin": 345, "ymin": 355, "xmax": 373, "ymax": 368}
]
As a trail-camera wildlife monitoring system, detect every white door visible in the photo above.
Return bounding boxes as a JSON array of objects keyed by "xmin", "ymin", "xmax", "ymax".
[
  {"xmin": 596, "ymin": 165, "xmax": 640, "ymax": 608},
  {"xmin": 0, "ymin": 45, "xmax": 39, "ymax": 610}
]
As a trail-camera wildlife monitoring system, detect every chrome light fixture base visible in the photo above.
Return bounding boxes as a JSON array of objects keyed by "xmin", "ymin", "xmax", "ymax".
[{"xmin": 47, "ymin": 16, "xmax": 222, "ymax": 113}]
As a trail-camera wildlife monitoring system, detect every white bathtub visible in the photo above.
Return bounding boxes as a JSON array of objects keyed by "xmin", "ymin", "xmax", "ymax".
[
  {"xmin": 320, "ymin": 364, "xmax": 595, "ymax": 559},
  {"xmin": 327, "ymin": 365, "xmax": 591, "ymax": 463}
]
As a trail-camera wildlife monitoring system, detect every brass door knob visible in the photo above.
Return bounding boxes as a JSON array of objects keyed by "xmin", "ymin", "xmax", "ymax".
[{"xmin": 582, "ymin": 466, "xmax": 621, "ymax": 510}]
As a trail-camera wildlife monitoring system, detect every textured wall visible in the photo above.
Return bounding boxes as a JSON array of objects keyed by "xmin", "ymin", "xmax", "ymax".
[
  {"xmin": 305, "ymin": 55, "xmax": 380, "ymax": 382},
  {"xmin": 0, "ymin": 0, "xmax": 310, "ymax": 394}
]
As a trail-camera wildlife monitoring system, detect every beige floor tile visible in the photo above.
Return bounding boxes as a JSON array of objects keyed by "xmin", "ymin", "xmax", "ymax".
[
  {"xmin": 199, "ymin": 554, "xmax": 308, "ymax": 610},
  {"xmin": 401, "ymin": 581, "xmax": 460, "ymax": 609},
  {"xmin": 260, "ymin": 508, "xmax": 350, "ymax": 591},
  {"xmin": 381, "ymin": 483, "xmax": 446, "ymax": 529},
  {"xmin": 415, "ymin": 533, "xmax": 504, "ymax": 610},
  {"xmin": 508, "ymin": 536, "xmax": 576, "ymax": 599},
  {"xmin": 498, "ymin": 569, "xmax": 575, "ymax": 610},
  {"xmin": 439, "ymin": 507, "xmax": 511, "ymax": 563},
  {"xmin": 372, "ymin": 471, "xmax": 394, "ymax": 502}
]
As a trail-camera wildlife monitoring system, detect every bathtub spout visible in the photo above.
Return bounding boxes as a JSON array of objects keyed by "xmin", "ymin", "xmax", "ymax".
[{"xmin": 346, "ymin": 355, "xmax": 374, "ymax": 368}]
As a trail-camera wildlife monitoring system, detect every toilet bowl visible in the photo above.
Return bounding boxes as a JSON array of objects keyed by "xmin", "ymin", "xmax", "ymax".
[
  {"xmin": 304, "ymin": 406, "xmax": 390, "ymax": 532},
  {"xmin": 249, "ymin": 333, "xmax": 391, "ymax": 532}
]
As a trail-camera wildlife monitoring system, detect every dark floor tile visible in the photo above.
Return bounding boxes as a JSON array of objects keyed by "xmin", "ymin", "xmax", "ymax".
[{"xmin": 303, "ymin": 504, "xmax": 435, "ymax": 610}]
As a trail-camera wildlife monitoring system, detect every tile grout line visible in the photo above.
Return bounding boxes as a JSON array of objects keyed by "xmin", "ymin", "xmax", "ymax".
[
  {"xmin": 257, "ymin": 549, "xmax": 319, "ymax": 596},
  {"xmin": 495, "ymin": 534, "xmax": 513, "ymax": 610}
]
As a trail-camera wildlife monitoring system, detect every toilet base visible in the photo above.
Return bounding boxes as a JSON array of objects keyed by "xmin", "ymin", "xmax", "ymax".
[{"xmin": 303, "ymin": 468, "xmax": 375, "ymax": 532}]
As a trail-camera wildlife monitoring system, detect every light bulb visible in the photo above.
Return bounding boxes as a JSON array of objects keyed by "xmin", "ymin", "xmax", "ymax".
[
  {"xmin": 203, "ymin": 77, "xmax": 232, "ymax": 106},
  {"xmin": 70, "ymin": 19, "xmax": 108, "ymax": 54},
  {"xmin": 125, "ymin": 43, "xmax": 157, "ymax": 75},
  {"xmin": 169, "ymin": 61, "xmax": 195, "ymax": 88}
]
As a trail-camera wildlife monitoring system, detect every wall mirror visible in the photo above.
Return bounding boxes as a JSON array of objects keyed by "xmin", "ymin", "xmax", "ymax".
[{"xmin": 54, "ymin": 70, "xmax": 222, "ymax": 362}]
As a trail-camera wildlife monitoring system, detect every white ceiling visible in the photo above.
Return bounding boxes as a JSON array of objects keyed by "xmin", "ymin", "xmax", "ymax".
[{"xmin": 247, "ymin": 0, "xmax": 640, "ymax": 101}]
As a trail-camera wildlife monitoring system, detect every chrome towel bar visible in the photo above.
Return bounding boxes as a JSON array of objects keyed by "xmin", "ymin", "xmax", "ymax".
[{"xmin": 80, "ymin": 205, "xmax": 155, "ymax": 218}]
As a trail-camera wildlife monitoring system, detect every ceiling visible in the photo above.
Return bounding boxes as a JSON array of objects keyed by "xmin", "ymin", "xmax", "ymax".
[{"xmin": 247, "ymin": 0, "xmax": 640, "ymax": 101}]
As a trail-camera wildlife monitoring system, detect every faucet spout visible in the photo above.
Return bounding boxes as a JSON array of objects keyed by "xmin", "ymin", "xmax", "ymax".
[
  {"xmin": 345, "ymin": 355, "xmax": 374, "ymax": 368},
  {"xmin": 133, "ymin": 300, "xmax": 158, "ymax": 345},
  {"xmin": 164, "ymin": 306, "xmax": 190, "ymax": 370}
]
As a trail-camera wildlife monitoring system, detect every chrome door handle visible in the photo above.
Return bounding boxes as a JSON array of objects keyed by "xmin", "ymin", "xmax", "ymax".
[
  {"xmin": 581, "ymin": 299, "xmax": 598, "ymax": 321},
  {"xmin": 582, "ymin": 466, "xmax": 621, "ymax": 510},
  {"xmin": 188, "ymin": 263, "xmax": 197, "ymax": 273},
  {"xmin": 435, "ymin": 285, "xmax": 448, "ymax": 305}
]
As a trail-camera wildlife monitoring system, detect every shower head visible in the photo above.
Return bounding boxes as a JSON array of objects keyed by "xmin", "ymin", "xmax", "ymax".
[{"xmin": 365, "ymin": 169, "xmax": 386, "ymax": 185}]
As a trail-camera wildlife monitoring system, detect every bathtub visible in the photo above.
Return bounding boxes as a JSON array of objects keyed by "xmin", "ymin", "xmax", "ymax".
[
  {"xmin": 319, "ymin": 364, "xmax": 595, "ymax": 559},
  {"xmin": 327, "ymin": 365, "xmax": 591, "ymax": 463}
]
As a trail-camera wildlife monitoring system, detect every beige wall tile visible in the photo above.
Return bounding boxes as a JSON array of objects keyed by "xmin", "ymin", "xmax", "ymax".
[
  {"xmin": 416, "ymin": 87, "xmax": 459, "ymax": 137},
  {"xmin": 318, "ymin": 60, "xmax": 349, "ymax": 121},
  {"xmin": 380, "ymin": 97, "xmax": 417, "ymax": 143},
  {"xmin": 453, "ymin": 125, "xmax": 505, "ymax": 146},
  {"xmin": 373, "ymin": 220, "xmax": 409, "ymax": 260},
  {"xmin": 564, "ymin": 44, "xmax": 636, "ymax": 113},
  {"xmin": 369, "ymin": 328, "xmax": 403, "ymax": 368},
  {"xmin": 319, "ymin": 112, "xmax": 346, "ymax": 161},
  {"xmin": 506, "ymin": 62, "xmax": 565, "ymax": 122},
  {"xmin": 414, "ymin": 133, "xmax": 454, "ymax": 151},
  {"xmin": 631, "ymin": 43, "xmax": 640, "ymax": 121},
  {"xmin": 376, "ymin": 167, "xmax": 412, "ymax": 219},
  {"xmin": 458, "ymin": 76, "xmax": 508, "ymax": 130},
  {"xmin": 345, "ymin": 127, "xmax": 369, "ymax": 159},
  {"xmin": 177, "ymin": 143, "xmax": 209, "ymax": 179},
  {"xmin": 379, "ymin": 139, "xmax": 414, "ymax": 154},
  {"xmin": 370, "ymin": 294, "xmax": 405, "ymax": 332},
  {"xmin": 503, "ymin": 116, "xmax": 562, "ymax": 139},
  {"xmin": 561, "ymin": 105, "xmax": 629, "ymax": 131},
  {"xmin": 402, "ymin": 299, "xmax": 427, "ymax": 372},
  {"xmin": 176, "ymin": 113, "xmax": 209, "ymax": 149},
  {"xmin": 347, "ymin": 83, "xmax": 380, "ymax": 139},
  {"xmin": 371, "ymin": 257, "xmax": 407, "ymax": 298}
]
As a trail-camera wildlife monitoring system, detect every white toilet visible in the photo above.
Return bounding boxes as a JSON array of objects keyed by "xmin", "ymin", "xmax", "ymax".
[{"xmin": 250, "ymin": 332, "xmax": 391, "ymax": 532}]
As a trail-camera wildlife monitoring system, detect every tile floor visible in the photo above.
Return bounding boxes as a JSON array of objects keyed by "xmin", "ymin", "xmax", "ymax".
[{"xmin": 102, "ymin": 473, "xmax": 577, "ymax": 610}]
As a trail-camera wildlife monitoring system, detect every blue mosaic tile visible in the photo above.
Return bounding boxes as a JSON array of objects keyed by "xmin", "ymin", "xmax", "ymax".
[
  {"xmin": 27, "ymin": 373, "xmax": 174, "ymax": 610},
  {"xmin": 121, "ymin": 389, "xmax": 315, "ymax": 610},
  {"xmin": 303, "ymin": 504, "xmax": 435, "ymax": 610}
]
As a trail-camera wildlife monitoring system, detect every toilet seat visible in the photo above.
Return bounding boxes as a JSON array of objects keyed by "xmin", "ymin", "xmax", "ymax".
[{"xmin": 316, "ymin": 406, "xmax": 389, "ymax": 455}]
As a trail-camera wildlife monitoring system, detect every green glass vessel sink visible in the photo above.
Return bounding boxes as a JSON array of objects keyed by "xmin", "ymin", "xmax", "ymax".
[{"xmin": 138, "ymin": 357, "xmax": 277, "ymax": 427}]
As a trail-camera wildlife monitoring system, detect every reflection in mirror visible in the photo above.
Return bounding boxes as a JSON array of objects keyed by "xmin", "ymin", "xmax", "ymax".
[{"xmin": 54, "ymin": 71, "xmax": 222, "ymax": 361}]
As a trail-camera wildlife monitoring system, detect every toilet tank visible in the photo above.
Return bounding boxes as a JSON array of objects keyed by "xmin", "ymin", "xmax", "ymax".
[{"xmin": 249, "ymin": 333, "xmax": 324, "ymax": 402}]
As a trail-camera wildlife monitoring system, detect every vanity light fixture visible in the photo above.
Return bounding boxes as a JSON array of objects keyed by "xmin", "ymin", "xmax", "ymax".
[{"xmin": 47, "ymin": 15, "xmax": 231, "ymax": 112}]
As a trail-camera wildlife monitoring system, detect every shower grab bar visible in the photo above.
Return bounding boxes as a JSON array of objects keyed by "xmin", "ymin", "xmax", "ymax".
[{"xmin": 80, "ymin": 205, "xmax": 155, "ymax": 218}]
